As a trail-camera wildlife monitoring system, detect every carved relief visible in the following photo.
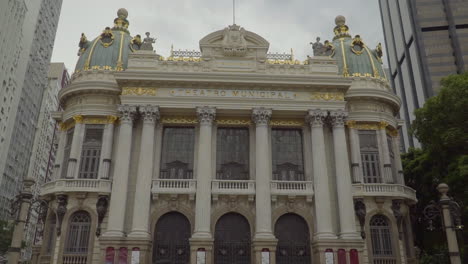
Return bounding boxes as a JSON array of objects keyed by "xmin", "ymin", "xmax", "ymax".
[
  {"xmin": 95, "ymin": 195, "xmax": 109, "ymax": 237},
  {"xmin": 251, "ymin": 108, "xmax": 272, "ymax": 126},
  {"xmin": 196, "ymin": 106, "xmax": 216, "ymax": 125},
  {"xmin": 306, "ymin": 109, "xmax": 328, "ymax": 127},
  {"xmin": 391, "ymin": 199, "xmax": 404, "ymax": 240},
  {"xmin": 117, "ymin": 104, "xmax": 137, "ymax": 123},
  {"xmin": 222, "ymin": 24, "xmax": 247, "ymax": 57},
  {"xmin": 56, "ymin": 195, "xmax": 68, "ymax": 236},
  {"xmin": 139, "ymin": 105, "xmax": 160, "ymax": 123},
  {"xmin": 329, "ymin": 110, "xmax": 348, "ymax": 127}
]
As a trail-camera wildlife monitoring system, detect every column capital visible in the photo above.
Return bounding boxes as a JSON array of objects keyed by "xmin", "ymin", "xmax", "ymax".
[
  {"xmin": 196, "ymin": 106, "xmax": 216, "ymax": 125},
  {"xmin": 329, "ymin": 109, "xmax": 348, "ymax": 127},
  {"xmin": 117, "ymin": 104, "xmax": 137, "ymax": 123},
  {"xmin": 306, "ymin": 109, "xmax": 327, "ymax": 127},
  {"xmin": 139, "ymin": 105, "xmax": 160, "ymax": 123},
  {"xmin": 252, "ymin": 107, "xmax": 272, "ymax": 126}
]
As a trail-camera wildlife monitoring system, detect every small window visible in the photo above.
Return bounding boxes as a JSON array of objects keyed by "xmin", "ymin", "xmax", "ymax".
[
  {"xmin": 359, "ymin": 130, "xmax": 381, "ymax": 183},
  {"xmin": 370, "ymin": 215, "xmax": 396, "ymax": 263},
  {"xmin": 216, "ymin": 128, "xmax": 249, "ymax": 180},
  {"xmin": 160, "ymin": 127, "xmax": 195, "ymax": 179},
  {"xmin": 387, "ymin": 134, "xmax": 396, "ymax": 183},
  {"xmin": 271, "ymin": 129, "xmax": 304, "ymax": 181},
  {"xmin": 64, "ymin": 211, "xmax": 91, "ymax": 254},
  {"xmin": 78, "ymin": 125, "xmax": 104, "ymax": 179}
]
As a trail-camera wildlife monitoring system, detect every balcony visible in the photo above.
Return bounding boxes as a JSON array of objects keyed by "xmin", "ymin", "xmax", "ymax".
[
  {"xmin": 41, "ymin": 179, "xmax": 112, "ymax": 196},
  {"xmin": 152, "ymin": 179, "xmax": 197, "ymax": 199},
  {"xmin": 352, "ymin": 184, "xmax": 417, "ymax": 202},
  {"xmin": 211, "ymin": 180, "xmax": 255, "ymax": 200},
  {"xmin": 271, "ymin": 181, "xmax": 314, "ymax": 202}
]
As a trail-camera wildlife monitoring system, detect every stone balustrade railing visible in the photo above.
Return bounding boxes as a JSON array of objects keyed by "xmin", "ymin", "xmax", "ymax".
[
  {"xmin": 62, "ymin": 255, "xmax": 87, "ymax": 264},
  {"xmin": 352, "ymin": 184, "xmax": 417, "ymax": 202},
  {"xmin": 211, "ymin": 180, "xmax": 256, "ymax": 195},
  {"xmin": 41, "ymin": 179, "xmax": 112, "ymax": 196},
  {"xmin": 270, "ymin": 181, "xmax": 314, "ymax": 202},
  {"xmin": 151, "ymin": 179, "xmax": 197, "ymax": 195}
]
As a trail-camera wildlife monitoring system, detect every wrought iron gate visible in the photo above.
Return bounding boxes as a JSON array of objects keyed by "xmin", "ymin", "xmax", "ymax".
[
  {"xmin": 153, "ymin": 212, "xmax": 190, "ymax": 264},
  {"xmin": 275, "ymin": 213, "xmax": 311, "ymax": 264},
  {"xmin": 214, "ymin": 213, "xmax": 251, "ymax": 264}
]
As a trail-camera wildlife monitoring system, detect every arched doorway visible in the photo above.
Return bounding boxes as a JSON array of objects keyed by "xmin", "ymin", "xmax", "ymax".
[
  {"xmin": 214, "ymin": 212, "xmax": 251, "ymax": 264},
  {"xmin": 153, "ymin": 212, "xmax": 191, "ymax": 264},
  {"xmin": 275, "ymin": 213, "xmax": 311, "ymax": 264}
]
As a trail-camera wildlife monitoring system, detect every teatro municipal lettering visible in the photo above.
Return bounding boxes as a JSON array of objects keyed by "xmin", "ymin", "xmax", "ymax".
[{"xmin": 170, "ymin": 88, "xmax": 297, "ymax": 100}]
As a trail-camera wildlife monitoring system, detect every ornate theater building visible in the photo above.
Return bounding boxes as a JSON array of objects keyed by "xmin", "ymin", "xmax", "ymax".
[{"xmin": 33, "ymin": 8, "xmax": 418, "ymax": 264}]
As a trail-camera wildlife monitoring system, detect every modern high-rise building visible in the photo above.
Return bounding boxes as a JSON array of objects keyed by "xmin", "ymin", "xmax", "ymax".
[
  {"xmin": 379, "ymin": 0, "xmax": 468, "ymax": 150},
  {"xmin": 0, "ymin": 0, "xmax": 63, "ymax": 220},
  {"xmin": 22, "ymin": 63, "xmax": 69, "ymax": 261},
  {"xmin": 33, "ymin": 9, "xmax": 418, "ymax": 264}
]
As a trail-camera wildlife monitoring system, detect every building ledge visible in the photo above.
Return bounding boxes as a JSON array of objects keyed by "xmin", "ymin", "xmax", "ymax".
[
  {"xmin": 352, "ymin": 183, "xmax": 417, "ymax": 202},
  {"xmin": 40, "ymin": 179, "xmax": 112, "ymax": 196},
  {"xmin": 271, "ymin": 181, "xmax": 314, "ymax": 202}
]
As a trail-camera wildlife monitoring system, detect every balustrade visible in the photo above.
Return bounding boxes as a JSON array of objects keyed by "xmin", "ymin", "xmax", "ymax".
[
  {"xmin": 152, "ymin": 179, "xmax": 196, "ymax": 194},
  {"xmin": 62, "ymin": 255, "xmax": 87, "ymax": 264},
  {"xmin": 211, "ymin": 180, "xmax": 255, "ymax": 195},
  {"xmin": 352, "ymin": 183, "xmax": 417, "ymax": 201},
  {"xmin": 40, "ymin": 179, "xmax": 112, "ymax": 196}
]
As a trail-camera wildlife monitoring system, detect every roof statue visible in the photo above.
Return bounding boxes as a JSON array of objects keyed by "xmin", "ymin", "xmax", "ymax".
[
  {"xmin": 130, "ymin": 34, "xmax": 142, "ymax": 50},
  {"xmin": 78, "ymin": 33, "xmax": 88, "ymax": 56},
  {"xmin": 311, "ymin": 37, "xmax": 334, "ymax": 56},
  {"xmin": 141, "ymin": 32, "xmax": 156, "ymax": 51},
  {"xmin": 222, "ymin": 24, "xmax": 247, "ymax": 57}
]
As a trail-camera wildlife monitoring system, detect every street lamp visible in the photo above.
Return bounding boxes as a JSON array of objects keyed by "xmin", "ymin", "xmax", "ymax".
[{"xmin": 422, "ymin": 183, "xmax": 463, "ymax": 264}]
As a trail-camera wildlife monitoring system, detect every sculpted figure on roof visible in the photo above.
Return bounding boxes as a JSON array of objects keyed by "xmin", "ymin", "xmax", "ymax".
[{"xmin": 222, "ymin": 24, "xmax": 247, "ymax": 57}]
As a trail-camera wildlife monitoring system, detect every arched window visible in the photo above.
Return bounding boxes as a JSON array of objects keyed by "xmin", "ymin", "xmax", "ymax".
[
  {"xmin": 214, "ymin": 213, "xmax": 251, "ymax": 264},
  {"xmin": 45, "ymin": 214, "xmax": 56, "ymax": 255},
  {"xmin": 370, "ymin": 215, "xmax": 396, "ymax": 263},
  {"xmin": 274, "ymin": 213, "xmax": 311, "ymax": 264},
  {"xmin": 153, "ymin": 212, "xmax": 191, "ymax": 264},
  {"xmin": 63, "ymin": 211, "xmax": 91, "ymax": 264}
]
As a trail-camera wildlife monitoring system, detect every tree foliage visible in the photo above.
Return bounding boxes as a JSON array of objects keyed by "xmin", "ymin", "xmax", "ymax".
[{"xmin": 402, "ymin": 72, "xmax": 468, "ymax": 262}]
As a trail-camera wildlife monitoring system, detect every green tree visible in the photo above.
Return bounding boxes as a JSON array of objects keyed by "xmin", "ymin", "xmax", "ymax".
[
  {"xmin": 402, "ymin": 72, "xmax": 468, "ymax": 263},
  {"xmin": 0, "ymin": 220, "xmax": 13, "ymax": 256}
]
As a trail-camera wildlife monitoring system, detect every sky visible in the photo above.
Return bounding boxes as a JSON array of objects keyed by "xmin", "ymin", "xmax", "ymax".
[{"xmin": 51, "ymin": 0, "xmax": 385, "ymax": 73}]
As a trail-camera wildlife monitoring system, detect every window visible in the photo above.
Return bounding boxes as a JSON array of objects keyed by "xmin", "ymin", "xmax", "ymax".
[
  {"xmin": 64, "ymin": 211, "xmax": 91, "ymax": 254},
  {"xmin": 61, "ymin": 128, "xmax": 74, "ymax": 178},
  {"xmin": 359, "ymin": 130, "xmax": 381, "ymax": 183},
  {"xmin": 45, "ymin": 214, "xmax": 56, "ymax": 255},
  {"xmin": 216, "ymin": 128, "xmax": 249, "ymax": 180},
  {"xmin": 271, "ymin": 129, "xmax": 304, "ymax": 181},
  {"xmin": 370, "ymin": 215, "xmax": 396, "ymax": 263},
  {"xmin": 160, "ymin": 127, "xmax": 195, "ymax": 179},
  {"xmin": 78, "ymin": 125, "xmax": 104, "ymax": 179}
]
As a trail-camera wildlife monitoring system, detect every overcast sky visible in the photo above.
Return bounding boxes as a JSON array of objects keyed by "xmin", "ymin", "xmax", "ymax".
[{"xmin": 51, "ymin": 0, "xmax": 385, "ymax": 72}]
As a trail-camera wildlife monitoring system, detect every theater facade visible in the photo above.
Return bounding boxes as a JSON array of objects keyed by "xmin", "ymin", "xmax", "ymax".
[{"xmin": 33, "ymin": 8, "xmax": 418, "ymax": 264}]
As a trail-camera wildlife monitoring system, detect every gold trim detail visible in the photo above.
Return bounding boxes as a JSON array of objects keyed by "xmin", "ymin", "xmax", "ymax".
[
  {"xmin": 340, "ymin": 38, "xmax": 350, "ymax": 77},
  {"xmin": 161, "ymin": 116, "xmax": 198, "ymax": 125},
  {"xmin": 107, "ymin": 115, "xmax": 119, "ymax": 124},
  {"xmin": 364, "ymin": 45, "xmax": 380, "ymax": 78},
  {"xmin": 83, "ymin": 38, "xmax": 100, "ymax": 70},
  {"xmin": 346, "ymin": 120, "xmax": 389, "ymax": 130},
  {"xmin": 216, "ymin": 118, "xmax": 251, "ymax": 126},
  {"xmin": 73, "ymin": 115, "xmax": 84, "ymax": 124},
  {"xmin": 386, "ymin": 127, "xmax": 398, "ymax": 137},
  {"xmin": 270, "ymin": 119, "xmax": 305, "ymax": 127},
  {"xmin": 121, "ymin": 87, "xmax": 157, "ymax": 96},
  {"xmin": 116, "ymin": 31, "xmax": 125, "ymax": 71},
  {"xmin": 310, "ymin": 92, "xmax": 345, "ymax": 101},
  {"xmin": 59, "ymin": 121, "xmax": 75, "ymax": 131}
]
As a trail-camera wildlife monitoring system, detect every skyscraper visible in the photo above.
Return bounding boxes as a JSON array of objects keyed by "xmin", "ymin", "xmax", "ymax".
[
  {"xmin": 379, "ymin": 0, "xmax": 468, "ymax": 149},
  {"xmin": 0, "ymin": 0, "xmax": 63, "ymax": 219}
]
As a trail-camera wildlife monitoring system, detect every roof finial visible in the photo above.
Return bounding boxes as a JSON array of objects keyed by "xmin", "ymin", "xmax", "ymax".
[
  {"xmin": 333, "ymin": 15, "xmax": 350, "ymax": 40},
  {"xmin": 113, "ymin": 8, "xmax": 130, "ymax": 32},
  {"xmin": 233, "ymin": 0, "xmax": 236, "ymax": 25}
]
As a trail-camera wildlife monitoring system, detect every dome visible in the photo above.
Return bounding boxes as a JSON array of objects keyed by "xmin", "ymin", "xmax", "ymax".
[
  {"xmin": 313, "ymin": 16, "xmax": 386, "ymax": 79},
  {"xmin": 74, "ymin": 9, "xmax": 142, "ymax": 73}
]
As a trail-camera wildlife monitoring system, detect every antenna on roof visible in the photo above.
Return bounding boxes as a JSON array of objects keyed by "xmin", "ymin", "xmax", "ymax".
[{"xmin": 233, "ymin": 0, "xmax": 236, "ymax": 24}]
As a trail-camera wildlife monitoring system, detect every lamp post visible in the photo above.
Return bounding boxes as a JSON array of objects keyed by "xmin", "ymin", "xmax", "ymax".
[
  {"xmin": 423, "ymin": 183, "xmax": 463, "ymax": 264},
  {"xmin": 8, "ymin": 178, "xmax": 35, "ymax": 264}
]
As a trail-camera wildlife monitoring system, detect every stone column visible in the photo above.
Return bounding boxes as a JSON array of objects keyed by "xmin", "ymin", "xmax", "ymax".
[
  {"xmin": 129, "ymin": 106, "xmax": 159, "ymax": 238},
  {"xmin": 378, "ymin": 122, "xmax": 393, "ymax": 183},
  {"xmin": 67, "ymin": 115, "xmax": 85, "ymax": 179},
  {"xmin": 252, "ymin": 108, "xmax": 277, "ymax": 263},
  {"xmin": 192, "ymin": 106, "xmax": 216, "ymax": 238},
  {"xmin": 98, "ymin": 116, "xmax": 118, "ymax": 180},
  {"xmin": 52, "ymin": 128, "xmax": 67, "ymax": 180},
  {"xmin": 103, "ymin": 105, "xmax": 137, "ymax": 237},
  {"xmin": 307, "ymin": 110, "xmax": 336, "ymax": 239},
  {"xmin": 330, "ymin": 110, "xmax": 360, "ymax": 239},
  {"xmin": 8, "ymin": 178, "xmax": 35, "ymax": 264},
  {"xmin": 347, "ymin": 121, "xmax": 363, "ymax": 183}
]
